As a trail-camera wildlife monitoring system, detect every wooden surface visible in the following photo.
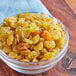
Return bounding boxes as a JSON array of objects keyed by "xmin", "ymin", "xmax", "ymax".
[{"xmin": 0, "ymin": 0, "xmax": 76, "ymax": 76}]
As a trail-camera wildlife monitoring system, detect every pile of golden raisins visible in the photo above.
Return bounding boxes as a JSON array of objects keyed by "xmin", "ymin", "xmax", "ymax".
[{"xmin": 0, "ymin": 12, "xmax": 66, "ymax": 62}]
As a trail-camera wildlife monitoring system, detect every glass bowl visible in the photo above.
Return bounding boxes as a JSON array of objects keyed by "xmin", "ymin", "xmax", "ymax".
[{"xmin": 0, "ymin": 12, "xmax": 69, "ymax": 74}]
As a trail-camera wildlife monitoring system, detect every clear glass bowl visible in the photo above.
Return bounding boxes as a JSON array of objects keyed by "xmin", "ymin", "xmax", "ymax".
[{"xmin": 0, "ymin": 12, "xmax": 69, "ymax": 74}]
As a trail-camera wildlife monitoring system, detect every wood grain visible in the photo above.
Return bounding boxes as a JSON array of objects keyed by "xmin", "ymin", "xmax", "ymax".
[
  {"xmin": 65, "ymin": 0, "xmax": 76, "ymax": 14},
  {"xmin": 0, "ymin": 0, "xmax": 76, "ymax": 76}
]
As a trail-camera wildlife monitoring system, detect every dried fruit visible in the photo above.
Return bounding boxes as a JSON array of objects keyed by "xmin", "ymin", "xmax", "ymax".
[
  {"xmin": 0, "ymin": 12, "xmax": 66, "ymax": 62},
  {"xmin": 17, "ymin": 42, "xmax": 30, "ymax": 50},
  {"xmin": 7, "ymin": 35, "xmax": 14, "ymax": 45},
  {"xmin": 41, "ymin": 30, "xmax": 52, "ymax": 41}
]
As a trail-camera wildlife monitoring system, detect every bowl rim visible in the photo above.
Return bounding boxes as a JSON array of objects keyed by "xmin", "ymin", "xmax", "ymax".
[{"xmin": 0, "ymin": 12, "xmax": 69, "ymax": 65}]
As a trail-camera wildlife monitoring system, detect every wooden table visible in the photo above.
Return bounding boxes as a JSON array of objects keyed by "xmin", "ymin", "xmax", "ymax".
[{"xmin": 0, "ymin": 0, "xmax": 76, "ymax": 76}]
